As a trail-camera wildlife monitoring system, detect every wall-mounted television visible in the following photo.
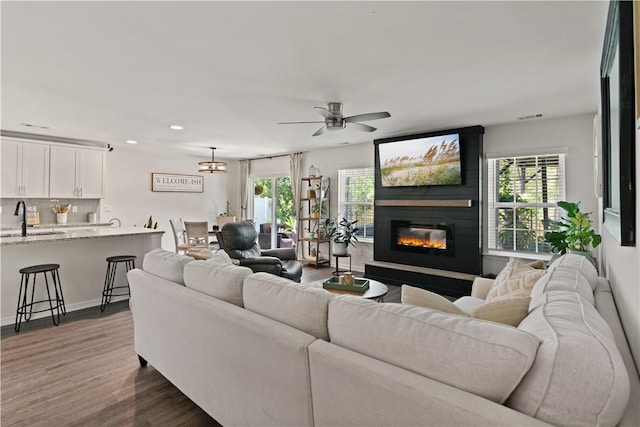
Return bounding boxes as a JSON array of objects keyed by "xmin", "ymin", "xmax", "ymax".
[{"xmin": 377, "ymin": 133, "xmax": 462, "ymax": 187}]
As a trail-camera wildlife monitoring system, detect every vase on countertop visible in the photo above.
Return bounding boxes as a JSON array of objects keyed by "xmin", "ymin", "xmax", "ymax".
[{"xmin": 56, "ymin": 213, "xmax": 68, "ymax": 224}]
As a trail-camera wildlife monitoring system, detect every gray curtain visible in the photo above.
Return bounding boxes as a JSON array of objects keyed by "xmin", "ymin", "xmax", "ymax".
[
  {"xmin": 289, "ymin": 152, "xmax": 304, "ymax": 249},
  {"xmin": 239, "ymin": 159, "xmax": 250, "ymax": 220}
]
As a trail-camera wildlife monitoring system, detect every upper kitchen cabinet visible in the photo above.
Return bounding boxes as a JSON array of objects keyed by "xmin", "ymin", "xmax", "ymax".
[
  {"xmin": 50, "ymin": 145, "xmax": 106, "ymax": 198},
  {"xmin": 1, "ymin": 138, "xmax": 50, "ymax": 198}
]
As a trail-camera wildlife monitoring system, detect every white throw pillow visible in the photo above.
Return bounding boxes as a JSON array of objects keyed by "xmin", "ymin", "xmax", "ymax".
[
  {"xmin": 402, "ymin": 285, "xmax": 530, "ymax": 327},
  {"xmin": 486, "ymin": 258, "xmax": 546, "ymax": 303},
  {"xmin": 208, "ymin": 249, "xmax": 232, "ymax": 265}
]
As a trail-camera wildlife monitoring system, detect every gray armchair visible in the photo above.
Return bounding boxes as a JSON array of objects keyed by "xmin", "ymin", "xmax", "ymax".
[{"xmin": 217, "ymin": 220, "xmax": 302, "ymax": 282}]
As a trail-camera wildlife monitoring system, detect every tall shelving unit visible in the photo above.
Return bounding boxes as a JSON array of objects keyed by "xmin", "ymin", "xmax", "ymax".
[{"xmin": 298, "ymin": 175, "xmax": 331, "ymax": 268}]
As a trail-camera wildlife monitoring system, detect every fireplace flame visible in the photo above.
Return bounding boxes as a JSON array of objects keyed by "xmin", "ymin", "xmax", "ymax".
[{"xmin": 397, "ymin": 236, "xmax": 446, "ymax": 249}]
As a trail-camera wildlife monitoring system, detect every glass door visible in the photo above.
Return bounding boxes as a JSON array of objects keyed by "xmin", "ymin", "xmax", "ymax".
[{"xmin": 253, "ymin": 176, "xmax": 295, "ymax": 249}]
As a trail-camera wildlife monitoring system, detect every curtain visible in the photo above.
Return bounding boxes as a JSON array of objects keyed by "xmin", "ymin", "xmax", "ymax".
[
  {"xmin": 289, "ymin": 152, "xmax": 304, "ymax": 249},
  {"xmin": 239, "ymin": 159, "xmax": 250, "ymax": 220}
]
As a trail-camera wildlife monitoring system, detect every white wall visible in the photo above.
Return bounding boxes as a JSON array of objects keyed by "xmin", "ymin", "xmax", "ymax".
[
  {"xmin": 103, "ymin": 147, "xmax": 237, "ymax": 251},
  {"xmin": 600, "ymin": 124, "xmax": 640, "ymax": 373},
  {"xmin": 482, "ymin": 113, "xmax": 598, "ymax": 274}
]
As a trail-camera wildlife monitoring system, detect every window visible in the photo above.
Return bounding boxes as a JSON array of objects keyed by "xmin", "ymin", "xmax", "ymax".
[
  {"xmin": 338, "ymin": 168, "xmax": 375, "ymax": 240},
  {"xmin": 487, "ymin": 154, "xmax": 566, "ymax": 254}
]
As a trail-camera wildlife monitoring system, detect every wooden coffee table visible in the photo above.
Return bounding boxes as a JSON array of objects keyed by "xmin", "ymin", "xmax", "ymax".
[{"xmin": 311, "ymin": 277, "xmax": 388, "ymax": 302}]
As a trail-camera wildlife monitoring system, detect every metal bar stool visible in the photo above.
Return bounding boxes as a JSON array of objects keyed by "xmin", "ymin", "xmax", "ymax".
[
  {"xmin": 15, "ymin": 264, "xmax": 66, "ymax": 332},
  {"xmin": 100, "ymin": 255, "xmax": 136, "ymax": 312}
]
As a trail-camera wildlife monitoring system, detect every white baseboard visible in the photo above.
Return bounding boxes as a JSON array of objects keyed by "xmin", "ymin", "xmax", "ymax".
[{"xmin": 2, "ymin": 295, "xmax": 129, "ymax": 327}]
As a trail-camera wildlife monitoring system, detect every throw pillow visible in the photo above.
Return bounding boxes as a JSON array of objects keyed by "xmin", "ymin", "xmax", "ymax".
[
  {"xmin": 401, "ymin": 285, "xmax": 531, "ymax": 327},
  {"xmin": 527, "ymin": 260, "xmax": 545, "ymax": 269},
  {"xmin": 485, "ymin": 258, "xmax": 546, "ymax": 303},
  {"xmin": 208, "ymin": 249, "xmax": 232, "ymax": 265},
  {"xmin": 401, "ymin": 285, "xmax": 467, "ymax": 316},
  {"xmin": 468, "ymin": 297, "xmax": 531, "ymax": 327}
]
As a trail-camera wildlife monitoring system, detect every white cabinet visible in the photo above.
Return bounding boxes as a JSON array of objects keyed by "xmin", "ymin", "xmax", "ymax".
[
  {"xmin": 1, "ymin": 138, "xmax": 50, "ymax": 198},
  {"xmin": 50, "ymin": 145, "xmax": 106, "ymax": 198}
]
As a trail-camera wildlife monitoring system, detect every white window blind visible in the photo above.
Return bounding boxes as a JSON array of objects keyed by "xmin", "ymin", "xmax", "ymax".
[
  {"xmin": 487, "ymin": 154, "xmax": 566, "ymax": 254},
  {"xmin": 338, "ymin": 168, "xmax": 375, "ymax": 240}
]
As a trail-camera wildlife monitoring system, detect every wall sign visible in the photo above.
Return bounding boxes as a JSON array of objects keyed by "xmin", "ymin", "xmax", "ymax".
[{"xmin": 152, "ymin": 173, "xmax": 204, "ymax": 193}]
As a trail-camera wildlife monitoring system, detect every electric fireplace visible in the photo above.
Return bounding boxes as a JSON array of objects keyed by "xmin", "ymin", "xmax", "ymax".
[{"xmin": 390, "ymin": 220, "xmax": 454, "ymax": 256}]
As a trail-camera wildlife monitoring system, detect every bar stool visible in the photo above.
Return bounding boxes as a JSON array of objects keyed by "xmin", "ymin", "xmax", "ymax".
[
  {"xmin": 101, "ymin": 255, "xmax": 136, "ymax": 312},
  {"xmin": 15, "ymin": 264, "xmax": 66, "ymax": 332}
]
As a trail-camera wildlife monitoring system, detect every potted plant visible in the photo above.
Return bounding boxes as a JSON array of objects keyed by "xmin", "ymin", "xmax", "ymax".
[
  {"xmin": 323, "ymin": 217, "xmax": 360, "ymax": 256},
  {"xmin": 309, "ymin": 202, "xmax": 326, "ymax": 219},
  {"xmin": 217, "ymin": 201, "xmax": 236, "ymax": 227},
  {"xmin": 544, "ymin": 201, "xmax": 602, "ymax": 263}
]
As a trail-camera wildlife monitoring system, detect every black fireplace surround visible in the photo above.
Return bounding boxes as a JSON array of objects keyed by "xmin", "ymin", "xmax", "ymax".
[{"xmin": 366, "ymin": 125, "xmax": 484, "ymax": 297}]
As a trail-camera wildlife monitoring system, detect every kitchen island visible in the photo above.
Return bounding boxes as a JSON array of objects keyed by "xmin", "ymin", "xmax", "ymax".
[{"xmin": 1, "ymin": 227, "xmax": 163, "ymax": 326}]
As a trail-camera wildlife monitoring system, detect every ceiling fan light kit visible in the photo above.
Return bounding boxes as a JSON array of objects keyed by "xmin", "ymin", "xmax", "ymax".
[
  {"xmin": 279, "ymin": 102, "xmax": 391, "ymax": 136},
  {"xmin": 198, "ymin": 147, "xmax": 228, "ymax": 173}
]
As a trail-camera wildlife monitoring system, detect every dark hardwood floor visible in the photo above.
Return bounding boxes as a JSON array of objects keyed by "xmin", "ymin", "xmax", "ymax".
[{"xmin": 1, "ymin": 266, "xmax": 400, "ymax": 426}]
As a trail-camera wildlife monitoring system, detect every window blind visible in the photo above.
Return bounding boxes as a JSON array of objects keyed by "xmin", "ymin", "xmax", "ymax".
[
  {"xmin": 338, "ymin": 168, "xmax": 375, "ymax": 239},
  {"xmin": 487, "ymin": 154, "xmax": 566, "ymax": 254}
]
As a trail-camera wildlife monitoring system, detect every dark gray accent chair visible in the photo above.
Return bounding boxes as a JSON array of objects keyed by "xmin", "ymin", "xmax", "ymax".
[{"xmin": 216, "ymin": 220, "xmax": 302, "ymax": 282}]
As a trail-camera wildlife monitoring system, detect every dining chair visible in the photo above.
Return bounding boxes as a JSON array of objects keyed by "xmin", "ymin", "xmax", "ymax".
[
  {"xmin": 184, "ymin": 221, "xmax": 210, "ymax": 250},
  {"xmin": 169, "ymin": 219, "xmax": 189, "ymax": 254}
]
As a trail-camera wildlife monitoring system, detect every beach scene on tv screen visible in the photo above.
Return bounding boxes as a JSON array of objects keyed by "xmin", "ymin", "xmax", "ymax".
[{"xmin": 379, "ymin": 134, "xmax": 462, "ymax": 187}]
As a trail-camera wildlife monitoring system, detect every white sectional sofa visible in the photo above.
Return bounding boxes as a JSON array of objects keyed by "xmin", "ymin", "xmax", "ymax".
[{"xmin": 128, "ymin": 250, "xmax": 639, "ymax": 426}]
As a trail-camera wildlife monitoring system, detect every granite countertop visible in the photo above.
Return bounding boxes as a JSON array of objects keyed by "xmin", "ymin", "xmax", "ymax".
[
  {"xmin": 0, "ymin": 222, "xmax": 113, "ymax": 231},
  {"xmin": 0, "ymin": 227, "xmax": 164, "ymax": 246}
]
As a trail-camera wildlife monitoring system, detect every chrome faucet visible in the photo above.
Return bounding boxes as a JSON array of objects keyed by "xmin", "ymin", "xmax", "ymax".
[{"xmin": 14, "ymin": 200, "xmax": 27, "ymax": 237}]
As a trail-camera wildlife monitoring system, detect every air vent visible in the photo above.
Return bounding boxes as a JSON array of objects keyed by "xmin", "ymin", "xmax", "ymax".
[
  {"xmin": 20, "ymin": 123, "xmax": 50, "ymax": 129},
  {"xmin": 517, "ymin": 114, "xmax": 543, "ymax": 121}
]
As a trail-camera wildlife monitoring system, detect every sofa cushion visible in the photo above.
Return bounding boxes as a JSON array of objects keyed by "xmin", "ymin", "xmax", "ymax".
[
  {"xmin": 183, "ymin": 260, "xmax": 253, "ymax": 307},
  {"xmin": 328, "ymin": 297, "xmax": 539, "ymax": 404},
  {"xmin": 243, "ymin": 272, "xmax": 334, "ymax": 340},
  {"xmin": 548, "ymin": 253, "xmax": 599, "ymax": 289},
  {"xmin": 530, "ymin": 255, "xmax": 595, "ymax": 310},
  {"xmin": 142, "ymin": 248, "xmax": 193, "ymax": 285},
  {"xmin": 486, "ymin": 258, "xmax": 546, "ymax": 303},
  {"xmin": 402, "ymin": 285, "xmax": 530, "ymax": 327},
  {"xmin": 508, "ymin": 291, "xmax": 630, "ymax": 427}
]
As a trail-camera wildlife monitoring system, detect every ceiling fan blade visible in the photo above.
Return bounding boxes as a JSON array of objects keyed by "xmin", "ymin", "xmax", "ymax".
[
  {"xmin": 344, "ymin": 112, "xmax": 391, "ymax": 123},
  {"xmin": 348, "ymin": 122, "xmax": 377, "ymax": 132},
  {"xmin": 312, "ymin": 126, "xmax": 326, "ymax": 136},
  {"xmin": 278, "ymin": 121, "xmax": 325, "ymax": 125},
  {"xmin": 315, "ymin": 107, "xmax": 335, "ymax": 119}
]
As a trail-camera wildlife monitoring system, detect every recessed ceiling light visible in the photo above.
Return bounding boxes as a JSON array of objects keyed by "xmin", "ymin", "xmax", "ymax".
[
  {"xmin": 170, "ymin": 125, "xmax": 184, "ymax": 130},
  {"xmin": 126, "ymin": 140, "xmax": 138, "ymax": 144}
]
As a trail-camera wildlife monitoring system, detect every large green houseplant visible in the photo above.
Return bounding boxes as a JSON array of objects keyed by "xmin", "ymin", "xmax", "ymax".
[
  {"xmin": 544, "ymin": 201, "xmax": 601, "ymax": 258},
  {"xmin": 323, "ymin": 217, "xmax": 360, "ymax": 256}
]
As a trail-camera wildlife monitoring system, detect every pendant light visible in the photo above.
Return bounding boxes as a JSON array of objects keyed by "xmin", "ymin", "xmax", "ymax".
[{"xmin": 198, "ymin": 147, "xmax": 227, "ymax": 173}]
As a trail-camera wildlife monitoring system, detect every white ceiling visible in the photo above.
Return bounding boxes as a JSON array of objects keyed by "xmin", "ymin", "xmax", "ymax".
[{"xmin": 1, "ymin": 1, "xmax": 608, "ymax": 160}]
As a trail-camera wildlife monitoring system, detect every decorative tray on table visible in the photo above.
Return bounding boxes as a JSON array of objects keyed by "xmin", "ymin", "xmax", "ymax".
[{"xmin": 322, "ymin": 277, "xmax": 369, "ymax": 293}]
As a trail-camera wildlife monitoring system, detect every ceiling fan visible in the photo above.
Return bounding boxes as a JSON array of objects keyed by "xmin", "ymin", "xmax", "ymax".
[{"xmin": 278, "ymin": 102, "xmax": 391, "ymax": 136}]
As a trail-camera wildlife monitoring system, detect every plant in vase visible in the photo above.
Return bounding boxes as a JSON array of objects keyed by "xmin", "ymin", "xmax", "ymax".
[
  {"xmin": 218, "ymin": 201, "xmax": 236, "ymax": 227},
  {"xmin": 323, "ymin": 217, "xmax": 360, "ymax": 256},
  {"xmin": 544, "ymin": 201, "xmax": 601, "ymax": 264},
  {"xmin": 309, "ymin": 202, "xmax": 326, "ymax": 220}
]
